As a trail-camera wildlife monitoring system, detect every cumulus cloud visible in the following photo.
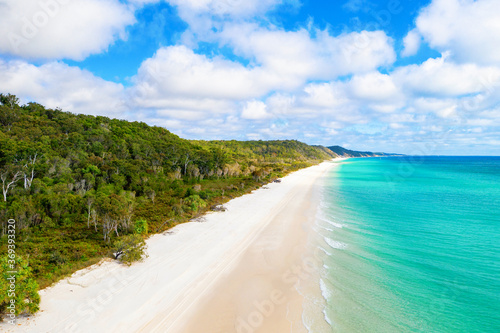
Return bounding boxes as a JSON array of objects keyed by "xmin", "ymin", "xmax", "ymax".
[
  {"xmin": 129, "ymin": 25, "xmax": 396, "ymax": 114},
  {"xmin": 241, "ymin": 100, "xmax": 271, "ymax": 120},
  {"xmin": 0, "ymin": 59, "xmax": 125, "ymax": 115},
  {"xmin": 348, "ymin": 72, "xmax": 400, "ymax": 102},
  {"xmin": 130, "ymin": 45, "xmax": 279, "ymax": 101},
  {"xmin": 392, "ymin": 54, "xmax": 500, "ymax": 97},
  {"xmin": 0, "ymin": 0, "xmax": 136, "ymax": 60},
  {"xmin": 415, "ymin": 0, "xmax": 500, "ymax": 65},
  {"xmin": 301, "ymin": 83, "xmax": 348, "ymax": 109},
  {"xmin": 401, "ymin": 29, "xmax": 421, "ymax": 57},
  {"xmin": 0, "ymin": 0, "xmax": 498, "ymax": 154},
  {"xmin": 220, "ymin": 24, "xmax": 396, "ymax": 82}
]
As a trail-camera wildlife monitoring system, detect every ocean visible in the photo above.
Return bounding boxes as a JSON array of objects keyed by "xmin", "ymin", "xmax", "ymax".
[{"xmin": 312, "ymin": 156, "xmax": 500, "ymax": 332}]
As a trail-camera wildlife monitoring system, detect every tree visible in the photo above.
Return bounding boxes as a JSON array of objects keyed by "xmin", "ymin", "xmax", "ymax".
[
  {"xmin": 211, "ymin": 147, "xmax": 228, "ymax": 170},
  {"xmin": 96, "ymin": 192, "xmax": 120, "ymax": 241},
  {"xmin": 0, "ymin": 106, "xmax": 18, "ymax": 132},
  {"xmin": 0, "ymin": 255, "xmax": 40, "ymax": 320},
  {"xmin": 1, "ymin": 168, "xmax": 22, "ymax": 201},
  {"xmin": 182, "ymin": 153, "xmax": 191, "ymax": 175},
  {"xmin": 85, "ymin": 195, "xmax": 95, "ymax": 228},
  {"xmin": 19, "ymin": 153, "xmax": 38, "ymax": 190},
  {"xmin": 120, "ymin": 191, "xmax": 135, "ymax": 231},
  {"xmin": 112, "ymin": 234, "xmax": 148, "ymax": 266},
  {"xmin": 0, "ymin": 93, "xmax": 19, "ymax": 108}
]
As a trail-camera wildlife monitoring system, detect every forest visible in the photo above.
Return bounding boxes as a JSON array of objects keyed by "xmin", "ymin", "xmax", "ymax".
[{"xmin": 0, "ymin": 93, "xmax": 336, "ymax": 303}]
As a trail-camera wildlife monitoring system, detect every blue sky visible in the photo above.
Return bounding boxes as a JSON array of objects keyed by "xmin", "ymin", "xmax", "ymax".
[{"xmin": 1, "ymin": 0, "xmax": 499, "ymax": 155}]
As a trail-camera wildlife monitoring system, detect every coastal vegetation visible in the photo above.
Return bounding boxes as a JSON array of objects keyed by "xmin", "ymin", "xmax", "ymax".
[
  {"xmin": 0, "ymin": 93, "xmax": 336, "ymax": 318},
  {"xmin": 112, "ymin": 234, "xmax": 148, "ymax": 266}
]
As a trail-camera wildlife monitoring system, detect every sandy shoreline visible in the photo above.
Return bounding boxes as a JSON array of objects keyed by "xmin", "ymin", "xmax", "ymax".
[{"xmin": 2, "ymin": 160, "xmax": 340, "ymax": 333}]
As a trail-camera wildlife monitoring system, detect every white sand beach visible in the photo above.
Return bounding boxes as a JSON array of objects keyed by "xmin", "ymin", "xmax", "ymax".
[{"xmin": 2, "ymin": 160, "xmax": 340, "ymax": 333}]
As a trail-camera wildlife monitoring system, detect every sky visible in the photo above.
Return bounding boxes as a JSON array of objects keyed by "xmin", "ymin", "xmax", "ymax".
[{"xmin": 0, "ymin": 0, "xmax": 499, "ymax": 155}]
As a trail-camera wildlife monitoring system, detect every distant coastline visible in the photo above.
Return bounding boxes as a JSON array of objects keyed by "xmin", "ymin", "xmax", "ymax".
[{"xmin": 326, "ymin": 145, "xmax": 405, "ymax": 158}]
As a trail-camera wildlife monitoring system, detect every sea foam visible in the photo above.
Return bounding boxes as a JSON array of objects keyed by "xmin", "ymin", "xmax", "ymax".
[{"xmin": 324, "ymin": 237, "xmax": 347, "ymax": 250}]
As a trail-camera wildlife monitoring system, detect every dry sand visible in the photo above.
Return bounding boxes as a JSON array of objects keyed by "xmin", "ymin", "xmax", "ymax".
[{"xmin": 1, "ymin": 160, "xmax": 339, "ymax": 333}]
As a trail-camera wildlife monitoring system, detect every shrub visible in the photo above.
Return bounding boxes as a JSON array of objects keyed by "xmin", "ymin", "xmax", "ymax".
[
  {"xmin": 112, "ymin": 234, "xmax": 148, "ymax": 266},
  {"xmin": 134, "ymin": 218, "xmax": 148, "ymax": 235},
  {"xmin": 184, "ymin": 195, "xmax": 207, "ymax": 213},
  {"xmin": 48, "ymin": 251, "xmax": 67, "ymax": 265},
  {"xmin": 198, "ymin": 190, "xmax": 208, "ymax": 200}
]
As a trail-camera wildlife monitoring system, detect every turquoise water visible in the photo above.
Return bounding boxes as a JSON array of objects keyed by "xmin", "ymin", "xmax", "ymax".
[{"xmin": 316, "ymin": 157, "xmax": 500, "ymax": 332}]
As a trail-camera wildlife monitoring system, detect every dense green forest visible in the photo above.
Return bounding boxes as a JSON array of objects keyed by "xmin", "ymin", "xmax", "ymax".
[{"xmin": 0, "ymin": 93, "xmax": 336, "ymax": 295}]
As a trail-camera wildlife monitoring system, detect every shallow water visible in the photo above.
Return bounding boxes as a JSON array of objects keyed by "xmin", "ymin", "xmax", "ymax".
[{"xmin": 310, "ymin": 157, "xmax": 500, "ymax": 332}]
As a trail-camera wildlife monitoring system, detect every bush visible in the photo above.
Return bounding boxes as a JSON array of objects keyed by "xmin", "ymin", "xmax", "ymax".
[
  {"xmin": 134, "ymin": 219, "xmax": 148, "ymax": 235},
  {"xmin": 112, "ymin": 234, "xmax": 148, "ymax": 266},
  {"xmin": 198, "ymin": 190, "xmax": 208, "ymax": 200},
  {"xmin": 184, "ymin": 195, "xmax": 207, "ymax": 212},
  {"xmin": 0, "ymin": 255, "xmax": 40, "ymax": 321},
  {"xmin": 48, "ymin": 251, "xmax": 67, "ymax": 265}
]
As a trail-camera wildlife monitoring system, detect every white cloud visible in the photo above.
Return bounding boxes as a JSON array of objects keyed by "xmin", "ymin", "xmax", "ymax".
[
  {"xmin": 220, "ymin": 25, "xmax": 396, "ymax": 82},
  {"xmin": 348, "ymin": 72, "xmax": 399, "ymax": 102},
  {"xmin": 401, "ymin": 29, "xmax": 421, "ymax": 57},
  {"xmin": 129, "ymin": 26, "xmax": 397, "ymax": 115},
  {"xmin": 241, "ymin": 100, "xmax": 271, "ymax": 120},
  {"xmin": 131, "ymin": 45, "xmax": 282, "ymax": 101},
  {"xmin": 321, "ymin": 30, "xmax": 396, "ymax": 74},
  {"xmin": 0, "ymin": 0, "xmax": 135, "ymax": 60},
  {"xmin": 392, "ymin": 54, "xmax": 500, "ymax": 97},
  {"xmin": 413, "ymin": 97, "xmax": 457, "ymax": 114},
  {"xmin": 167, "ymin": 0, "xmax": 282, "ymax": 18},
  {"xmin": 0, "ymin": 0, "xmax": 498, "ymax": 154},
  {"xmin": 415, "ymin": 0, "xmax": 500, "ymax": 65},
  {"xmin": 266, "ymin": 94, "xmax": 296, "ymax": 116},
  {"xmin": 0, "ymin": 59, "xmax": 125, "ymax": 115},
  {"xmin": 301, "ymin": 82, "xmax": 348, "ymax": 109}
]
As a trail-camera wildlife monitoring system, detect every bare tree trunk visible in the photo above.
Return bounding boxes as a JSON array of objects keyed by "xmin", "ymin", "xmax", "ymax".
[
  {"xmin": 21, "ymin": 153, "xmax": 37, "ymax": 190},
  {"xmin": 1, "ymin": 170, "xmax": 22, "ymax": 201},
  {"xmin": 91, "ymin": 209, "xmax": 98, "ymax": 232},
  {"xmin": 86, "ymin": 198, "xmax": 94, "ymax": 228},
  {"xmin": 183, "ymin": 154, "xmax": 190, "ymax": 175}
]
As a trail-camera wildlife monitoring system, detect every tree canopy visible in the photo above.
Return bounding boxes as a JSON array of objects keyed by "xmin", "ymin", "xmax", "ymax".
[{"xmin": 0, "ymin": 94, "xmax": 336, "ymax": 307}]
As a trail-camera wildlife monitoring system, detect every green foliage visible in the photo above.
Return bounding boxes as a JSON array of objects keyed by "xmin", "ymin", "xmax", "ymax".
[
  {"xmin": 82, "ymin": 165, "xmax": 100, "ymax": 175},
  {"xmin": 0, "ymin": 255, "xmax": 40, "ymax": 320},
  {"xmin": 112, "ymin": 234, "xmax": 148, "ymax": 266},
  {"xmin": 134, "ymin": 218, "xmax": 148, "ymax": 235},
  {"xmin": 0, "ymin": 94, "xmax": 332, "ymax": 289},
  {"xmin": 184, "ymin": 195, "xmax": 207, "ymax": 212}
]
